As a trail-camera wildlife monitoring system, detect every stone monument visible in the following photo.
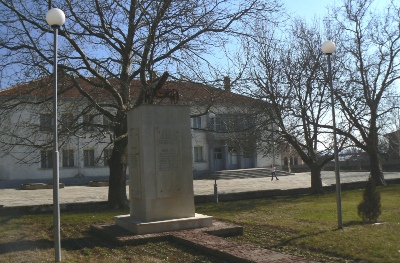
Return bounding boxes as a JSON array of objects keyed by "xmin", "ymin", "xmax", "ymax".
[{"xmin": 115, "ymin": 105, "xmax": 212, "ymax": 234}]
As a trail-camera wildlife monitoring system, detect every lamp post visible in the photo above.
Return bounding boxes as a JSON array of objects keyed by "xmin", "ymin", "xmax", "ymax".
[
  {"xmin": 272, "ymin": 122, "xmax": 275, "ymax": 167},
  {"xmin": 46, "ymin": 7, "xmax": 66, "ymax": 262},
  {"xmin": 208, "ymin": 111, "xmax": 218, "ymax": 202},
  {"xmin": 321, "ymin": 40, "xmax": 343, "ymax": 229}
]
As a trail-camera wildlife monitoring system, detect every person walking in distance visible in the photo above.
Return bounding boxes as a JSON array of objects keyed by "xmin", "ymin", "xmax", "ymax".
[{"xmin": 271, "ymin": 164, "xmax": 278, "ymax": 181}]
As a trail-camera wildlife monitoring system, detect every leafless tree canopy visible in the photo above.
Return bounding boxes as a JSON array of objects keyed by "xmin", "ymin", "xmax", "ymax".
[
  {"xmin": 330, "ymin": 0, "xmax": 400, "ymax": 185},
  {"xmin": 0, "ymin": 0, "xmax": 283, "ymax": 207},
  {"xmin": 236, "ymin": 17, "xmax": 340, "ymax": 193},
  {"xmin": 232, "ymin": 0, "xmax": 400, "ymax": 191}
]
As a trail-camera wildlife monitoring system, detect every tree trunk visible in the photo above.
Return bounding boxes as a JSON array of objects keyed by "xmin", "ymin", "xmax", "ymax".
[
  {"xmin": 367, "ymin": 122, "xmax": 386, "ymax": 186},
  {"xmin": 310, "ymin": 165, "xmax": 323, "ymax": 194},
  {"xmin": 369, "ymin": 151, "xmax": 386, "ymax": 186},
  {"xmin": 107, "ymin": 112, "xmax": 129, "ymax": 209}
]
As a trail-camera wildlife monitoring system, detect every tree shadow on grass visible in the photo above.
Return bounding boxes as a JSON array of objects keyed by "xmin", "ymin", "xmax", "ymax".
[
  {"xmin": 251, "ymin": 220, "xmax": 365, "ymax": 262},
  {"xmin": 0, "ymin": 239, "xmax": 52, "ymax": 254},
  {"xmin": 60, "ymin": 233, "xmax": 230, "ymax": 263},
  {"xmin": 266, "ymin": 219, "xmax": 363, "ymax": 249},
  {"xmin": 61, "ymin": 236, "xmax": 115, "ymax": 251},
  {"xmin": 0, "ymin": 215, "xmax": 22, "ymax": 225},
  {"xmin": 0, "ymin": 234, "xmax": 127, "ymax": 255},
  {"xmin": 0, "ymin": 233, "xmax": 143, "ymax": 256},
  {"xmin": 342, "ymin": 220, "xmax": 363, "ymax": 228},
  {"xmin": 198, "ymin": 194, "xmax": 314, "ymax": 215}
]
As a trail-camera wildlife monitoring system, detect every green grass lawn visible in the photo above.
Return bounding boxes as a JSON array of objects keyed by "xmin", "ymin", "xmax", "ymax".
[
  {"xmin": 197, "ymin": 184, "xmax": 400, "ymax": 263},
  {"xmin": 0, "ymin": 185, "xmax": 399, "ymax": 262}
]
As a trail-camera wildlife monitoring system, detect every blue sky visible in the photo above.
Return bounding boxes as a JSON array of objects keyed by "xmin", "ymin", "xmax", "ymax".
[
  {"xmin": 283, "ymin": 0, "xmax": 332, "ymax": 20},
  {"xmin": 284, "ymin": 0, "xmax": 392, "ymax": 21},
  {"xmin": 0, "ymin": 0, "xmax": 394, "ymax": 89}
]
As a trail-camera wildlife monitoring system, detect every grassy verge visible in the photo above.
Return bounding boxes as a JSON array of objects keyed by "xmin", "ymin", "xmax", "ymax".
[
  {"xmin": 0, "ymin": 185, "xmax": 399, "ymax": 262},
  {"xmin": 197, "ymin": 184, "xmax": 400, "ymax": 263}
]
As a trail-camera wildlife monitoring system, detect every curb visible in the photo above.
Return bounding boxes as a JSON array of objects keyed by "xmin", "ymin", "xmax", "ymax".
[
  {"xmin": 1, "ymin": 178, "xmax": 399, "ymax": 216},
  {"xmin": 20, "ymin": 183, "xmax": 65, "ymax": 190}
]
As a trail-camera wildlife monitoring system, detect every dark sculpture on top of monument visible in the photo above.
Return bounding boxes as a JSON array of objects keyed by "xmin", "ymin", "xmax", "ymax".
[{"xmin": 144, "ymin": 71, "xmax": 179, "ymax": 105}]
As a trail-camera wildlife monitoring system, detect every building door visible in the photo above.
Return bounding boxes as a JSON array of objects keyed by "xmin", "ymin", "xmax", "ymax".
[
  {"xmin": 214, "ymin": 147, "xmax": 224, "ymax": 171},
  {"xmin": 243, "ymin": 156, "xmax": 254, "ymax": 168},
  {"xmin": 243, "ymin": 149, "xmax": 254, "ymax": 169},
  {"xmin": 228, "ymin": 147, "xmax": 239, "ymax": 170}
]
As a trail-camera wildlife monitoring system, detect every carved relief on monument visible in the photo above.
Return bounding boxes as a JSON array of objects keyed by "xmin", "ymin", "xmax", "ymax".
[{"xmin": 155, "ymin": 126, "xmax": 183, "ymax": 198}]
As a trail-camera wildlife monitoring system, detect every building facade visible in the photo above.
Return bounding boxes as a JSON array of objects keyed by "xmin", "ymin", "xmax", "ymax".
[
  {"xmin": 280, "ymin": 143, "xmax": 304, "ymax": 168},
  {"xmin": 0, "ymin": 78, "xmax": 278, "ymax": 181}
]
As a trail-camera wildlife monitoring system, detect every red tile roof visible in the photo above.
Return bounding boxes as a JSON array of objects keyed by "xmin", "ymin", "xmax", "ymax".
[{"xmin": 0, "ymin": 75, "xmax": 261, "ymax": 106}]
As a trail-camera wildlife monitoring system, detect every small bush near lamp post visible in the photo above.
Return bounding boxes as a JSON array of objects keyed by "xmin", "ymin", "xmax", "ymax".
[{"xmin": 358, "ymin": 175, "xmax": 382, "ymax": 223}]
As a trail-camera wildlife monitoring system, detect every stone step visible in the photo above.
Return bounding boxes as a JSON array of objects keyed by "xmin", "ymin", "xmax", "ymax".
[{"xmin": 207, "ymin": 168, "xmax": 293, "ymax": 180}]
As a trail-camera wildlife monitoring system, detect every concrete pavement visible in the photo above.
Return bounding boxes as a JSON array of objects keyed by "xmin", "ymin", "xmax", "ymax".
[{"xmin": 1, "ymin": 171, "xmax": 399, "ymax": 208}]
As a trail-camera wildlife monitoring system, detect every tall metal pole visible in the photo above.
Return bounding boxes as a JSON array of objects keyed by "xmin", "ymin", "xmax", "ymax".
[
  {"xmin": 327, "ymin": 53, "xmax": 343, "ymax": 229},
  {"xmin": 272, "ymin": 123, "xmax": 275, "ymax": 166},
  {"xmin": 47, "ymin": 7, "xmax": 65, "ymax": 261},
  {"xmin": 52, "ymin": 25, "xmax": 62, "ymax": 262}
]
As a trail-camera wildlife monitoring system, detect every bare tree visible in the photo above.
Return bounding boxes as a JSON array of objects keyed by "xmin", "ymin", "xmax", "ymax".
[
  {"xmin": 0, "ymin": 0, "xmax": 282, "ymax": 207},
  {"xmin": 330, "ymin": 0, "xmax": 400, "ymax": 186},
  {"xmin": 240, "ymin": 18, "xmax": 342, "ymax": 194}
]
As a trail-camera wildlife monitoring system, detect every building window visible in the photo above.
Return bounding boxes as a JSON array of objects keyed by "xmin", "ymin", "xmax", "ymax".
[
  {"xmin": 103, "ymin": 115, "xmax": 113, "ymax": 132},
  {"xmin": 41, "ymin": 150, "xmax": 53, "ymax": 168},
  {"xmin": 103, "ymin": 148, "xmax": 112, "ymax": 166},
  {"xmin": 243, "ymin": 148, "xmax": 253, "ymax": 158},
  {"xmin": 228, "ymin": 147, "xmax": 238, "ymax": 165},
  {"xmin": 61, "ymin": 113, "xmax": 74, "ymax": 130},
  {"xmin": 40, "ymin": 114, "xmax": 52, "ymax": 131},
  {"xmin": 214, "ymin": 148, "xmax": 222, "ymax": 160},
  {"xmin": 194, "ymin": 146, "xmax": 204, "ymax": 162},
  {"xmin": 214, "ymin": 117, "xmax": 225, "ymax": 132},
  {"xmin": 192, "ymin": 117, "xmax": 201, "ymax": 129},
  {"xmin": 84, "ymin": 150, "xmax": 95, "ymax": 167},
  {"xmin": 225, "ymin": 116, "xmax": 236, "ymax": 131},
  {"xmin": 83, "ymin": 114, "xmax": 96, "ymax": 132},
  {"xmin": 62, "ymin": 150, "xmax": 74, "ymax": 167},
  {"xmin": 237, "ymin": 117, "xmax": 246, "ymax": 131},
  {"xmin": 209, "ymin": 117, "xmax": 214, "ymax": 130}
]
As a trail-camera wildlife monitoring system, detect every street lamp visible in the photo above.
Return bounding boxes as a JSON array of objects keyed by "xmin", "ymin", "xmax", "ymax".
[
  {"xmin": 46, "ymin": 7, "xmax": 65, "ymax": 262},
  {"xmin": 208, "ymin": 111, "xmax": 218, "ymax": 202},
  {"xmin": 321, "ymin": 40, "xmax": 343, "ymax": 229}
]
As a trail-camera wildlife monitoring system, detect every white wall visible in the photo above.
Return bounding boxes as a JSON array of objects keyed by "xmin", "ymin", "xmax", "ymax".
[
  {"xmin": 191, "ymin": 120, "xmax": 210, "ymax": 174},
  {"xmin": 0, "ymin": 103, "xmax": 275, "ymax": 181}
]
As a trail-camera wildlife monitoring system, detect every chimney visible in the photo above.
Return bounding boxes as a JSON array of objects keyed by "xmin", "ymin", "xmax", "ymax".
[{"xmin": 223, "ymin": 76, "xmax": 230, "ymax": 92}]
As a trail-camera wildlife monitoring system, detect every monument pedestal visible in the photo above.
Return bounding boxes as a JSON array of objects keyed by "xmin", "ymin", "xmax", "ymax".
[
  {"xmin": 115, "ymin": 213, "xmax": 213, "ymax": 235},
  {"xmin": 116, "ymin": 105, "xmax": 212, "ymax": 235}
]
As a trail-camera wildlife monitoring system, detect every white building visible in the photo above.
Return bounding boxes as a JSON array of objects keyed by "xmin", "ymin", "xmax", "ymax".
[{"xmin": 0, "ymin": 77, "xmax": 278, "ymax": 181}]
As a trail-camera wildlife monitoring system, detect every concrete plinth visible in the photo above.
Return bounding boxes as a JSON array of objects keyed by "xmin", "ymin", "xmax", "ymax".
[
  {"xmin": 115, "ymin": 213, "xmax": 213, "ymax": 235},
  {"xmin": 116, "ymin": 105, "xmax": 212, "ymax": 234}
]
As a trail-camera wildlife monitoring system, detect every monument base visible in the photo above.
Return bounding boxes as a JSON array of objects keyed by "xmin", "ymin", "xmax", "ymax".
[{"xmin": 115, "ymin": 213, "xmax": 213, "ymax": 235}]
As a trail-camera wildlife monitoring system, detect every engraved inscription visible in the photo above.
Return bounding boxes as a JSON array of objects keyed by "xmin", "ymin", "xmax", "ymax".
[
  {"xmin": 158, "ymin": 148, "xmax": 178, "ymax": 172},
  {"xmin": 131, "ymin": 154, "xmax": 139, "ymax": 171},
  {"xmin": 128, "ymin": 128, "xmax": 141, "ymax": 198},
  {"xmin": 156, "ymin": 128, "xmax": 180, "ymax": 172},
  {"xmin": 155, "ymin": 126, "xmax": 182, "ymax": 198},
  {"xmin": 130, "ymin": 153, "xmax": 141, "ymax": 198},
  {"xmin": 130, "ymin": 128, "xmax": 139, "ymax": 154}
]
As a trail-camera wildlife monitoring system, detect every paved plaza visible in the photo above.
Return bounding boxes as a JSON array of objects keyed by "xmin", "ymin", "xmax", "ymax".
[{"xmin": 1, "ymin": 171, "xmax": 399, "ymax": 207}]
